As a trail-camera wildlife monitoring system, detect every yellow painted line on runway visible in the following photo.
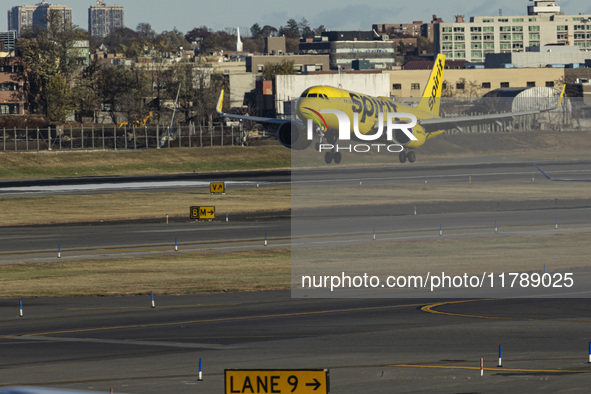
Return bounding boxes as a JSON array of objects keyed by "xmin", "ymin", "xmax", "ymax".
[
  {"xmin": 419, "ymin": 299, "xmax": 542, "ymax": 321},
  {"xmin": 386, "ymin": 363, "xmax": 591, "ymax": 374},
  {"xmin": 7, "ymin": 361, "xmax": 589, "ymax": 387},
  {"xmin": 1, "ymin": 302, "xmax": 424, "ymax": 339},
  {"xmin": 422, "ymin": 299, "xmax": 549, "ymax": 321},
  {"xmin": 422, "ymin": 296, "xmax": 591, "ymax": 322}
]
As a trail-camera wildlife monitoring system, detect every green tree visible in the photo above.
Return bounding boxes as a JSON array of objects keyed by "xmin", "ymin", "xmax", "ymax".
[
  {"xmin": 95, "ymin": 65, "xmax": 151, "ymax": 124},
  {"xmin": 262, "ymin": 60, "xmax": 296, "ymax": 81},
  {"xmin": 279, "ymin": 18, "xmax": 300, "ymax": 39},
  {"xmin": 16, "ymin": 10, "xmax": 88, "ymax": 121},
  {"xmin": 156, "ymin": 28, "xmax": 188, "ymax": 54},
  {"xmin": 136, "ymin": 22, "xmax": 156, "ymax": 41},
  {"xmin": 250, "ymin": 23, "xmax": 262, "ymax": 38}
]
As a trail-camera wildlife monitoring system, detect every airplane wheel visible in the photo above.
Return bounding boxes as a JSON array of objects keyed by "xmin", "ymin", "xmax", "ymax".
[
  {"xmin": 407, "ymin": 151, "xmax": 416, "ymax": 163},
  {"xmin": 324, "ymin": 151, "xmax": 333, "ymax": 164},
  {"xmin": 399, "ymin": 151, "xmax": 407, "ymax": 164},
  {"xmin": 333, "ymin": 151, "xmax": 342, "ymax": 164},
  {"xmin": 315, "ymin": 142, "xmax": 320, "ymax": 151}
]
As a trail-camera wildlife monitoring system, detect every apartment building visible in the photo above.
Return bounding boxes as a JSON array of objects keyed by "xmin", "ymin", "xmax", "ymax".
[{"xmin": 434, "ymin": 0, "xmax": 591, "ymax": 63}]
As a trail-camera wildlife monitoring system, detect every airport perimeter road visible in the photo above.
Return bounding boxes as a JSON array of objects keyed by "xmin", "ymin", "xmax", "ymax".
[
  {"xmin": 1, "ymin": 161, "xmax": 591, "ymax": 197},
  {"xmin": 0, "ymin": 218, "xmax": 291, "ymax": 265},
  {"xmin": 2, "ymin": 292, "xmax": 591, "ymax": 393},
  {"xmin": 1, "ymin": 203, "xmax": 590, "ymax": 265}
]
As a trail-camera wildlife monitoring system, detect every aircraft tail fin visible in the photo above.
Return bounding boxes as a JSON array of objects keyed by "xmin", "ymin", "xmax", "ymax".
[
  {"xmin": 216, "ymin": 90, "xmax": 224, "ymax": 114},
  {"xmin": 416, "ymin": 54, "xmax": 446, "ymax": 116},
  {"xmin": 558, "ymin": 84, "xmax": 566, "ymax": 107}
]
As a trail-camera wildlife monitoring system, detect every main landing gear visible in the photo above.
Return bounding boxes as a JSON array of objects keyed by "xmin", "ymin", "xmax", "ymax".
[
  {"xmin": 399, "ymin": 150, "xmax": 416, "ymax": 164},
  {"xmin": 317, "ymin": 130, "xmax": 341, "ymax": 164},
  {"xmin": 324, "ymin": 150, "xmax": 342, "ymax": 164}
]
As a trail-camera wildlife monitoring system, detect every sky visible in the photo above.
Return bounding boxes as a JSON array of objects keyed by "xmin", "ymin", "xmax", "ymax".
[{"xmin": 2, "ymin": 0, "xmax": 591, "ymax": 35}]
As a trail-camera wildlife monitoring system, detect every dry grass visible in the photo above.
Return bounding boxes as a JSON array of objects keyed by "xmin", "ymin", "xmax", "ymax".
[
  {"xmin": 3, "ymin": 233, "xmax": 590, "ymax": 297},
  {"xmin": 0, "ymin": 145, "xmax": 290, "ymax": 179},
  {"xmin": 0, "ymin": 249, "xmax": 291, "ymax": 297},
  {"xmin": 293, "ymin": 233, "xmax": 591, "ymax": 279},
  {"xmin": 0, "ymin": 187, "xmax": 290, "ymax": 226},
  {"xmin": 293, "ymin": 180, "xmax": 590, "ymax": 210}
]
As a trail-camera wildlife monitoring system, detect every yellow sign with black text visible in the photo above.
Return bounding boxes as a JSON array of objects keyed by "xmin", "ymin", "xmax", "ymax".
[
  {"xmin": 210, "ymin": 182, "xmax": 226, "ymax": 194},
  {"xmin": 190, "ymin": 206, "xmax": 215, "ymax": 220},
  {"xmin": 225, "ymin": 369, "xmax": 329, "ymax": 394}
]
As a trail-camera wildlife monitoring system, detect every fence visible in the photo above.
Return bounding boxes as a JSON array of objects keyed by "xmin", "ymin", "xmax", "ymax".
[{"xmin": 0, "ymin": 122, "xmax": 249, "ymax": 152}]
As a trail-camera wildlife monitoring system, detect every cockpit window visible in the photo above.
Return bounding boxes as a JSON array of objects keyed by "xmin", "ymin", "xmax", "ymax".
[{"xmin": 300, "ymin": 91, "xmax": 329, "ymax": 99}]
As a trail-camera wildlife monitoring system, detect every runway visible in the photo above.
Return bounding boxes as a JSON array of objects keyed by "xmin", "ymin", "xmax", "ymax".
[
  {"xmin": 2, "ymin": 160, "xmax": 591, "ymax": 392},
  {"xmin": 1, "ymin": 160, "xmax": 591, "ymax": 197},
  {"xmin": 2, "ymin": 293, "xmax": 591, "ymax": 393}
]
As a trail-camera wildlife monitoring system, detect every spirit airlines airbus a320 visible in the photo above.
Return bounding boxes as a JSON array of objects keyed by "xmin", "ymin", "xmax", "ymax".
[{"xmin": 217, "ymin": 54, "xmax": 559, "ymax": 164}]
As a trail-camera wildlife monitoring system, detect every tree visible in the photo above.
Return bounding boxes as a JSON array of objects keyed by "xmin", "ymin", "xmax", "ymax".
[
  {"xmin": 94, "ymin": 65, "xmax": 151, "ymax": 124},
  {"xmin": 299, "ymin": 18, "xmax": 314, "ymax": 39},
  {"xmin": 16, "ymin": 10, "xmax": 88, "ymax": 121},
  {"xmin": 279, "ymin": 18, "xmax": 300, "ymax": 39},
  {"xmin": 262, "ymin": 60, "xmax": 296, "ymax": 81},
  {"xmin": 102, "ymin": 27, "xmax": 143, "ymax": 56},
  {"xmin": 250, "ymin": 23, "xmax": 262, "ymax": 38},
  {"xmin": 185, "ymin": 26, "xmax": 212, "ymax": 44},
  {"xmin": 156, "ymin": 28, "xmax": 188, "ymax": 54},
  {"xmin": 260, "ymin": 25, "xmax": 278, "ymax": 38},
  {"xmin": 136, "ymin": 23, "xmax": 156, "ymax": 41}
]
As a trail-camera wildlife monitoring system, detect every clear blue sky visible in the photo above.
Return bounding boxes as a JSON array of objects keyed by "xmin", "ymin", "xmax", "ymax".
[{"xmin": 3, "ymin": 0, "xmax": 591, "ymax": 35}]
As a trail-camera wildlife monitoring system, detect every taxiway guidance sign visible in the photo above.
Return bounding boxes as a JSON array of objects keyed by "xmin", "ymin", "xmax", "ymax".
[
  {"xmin": 225, "ymin": 369, "xmax": 329, "ymax": 394},
  {"xmin": 190, "ymin": 206, "xmax": 215, "ymax": 220},
  {"xmin": 210, "ymin": 182, "xmax": 226, "ymax": 194}
]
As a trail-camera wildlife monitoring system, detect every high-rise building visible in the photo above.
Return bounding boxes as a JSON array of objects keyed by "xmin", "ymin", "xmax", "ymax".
[
  {"xmin": 88, "ymin": 0, "xmax": 124, "ymax": 38},
  {"xmin": 8, "ymin": 2, "xmax": 73, "ymax": 36},
  {"xmin": 434, "ymin": 0, "xmax": 591, "ymax": 63},
  {"xmin": 0, "ymin": 31, "xmax": 17, "ymax": 53}
]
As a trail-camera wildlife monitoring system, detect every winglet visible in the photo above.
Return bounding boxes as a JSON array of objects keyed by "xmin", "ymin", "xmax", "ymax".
[
  {"xmin": 532, "ymin": 163, "xmax": 553, "ymax": 181},
  {"xmin": 216, "ymin": 90, "xmax": 224, "ymax": 114}
]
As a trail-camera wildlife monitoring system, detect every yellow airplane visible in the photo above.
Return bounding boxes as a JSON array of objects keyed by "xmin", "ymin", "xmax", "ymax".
[{"xmin": 217, "ymin": 54, "xmax": 562, "ymax": 164}]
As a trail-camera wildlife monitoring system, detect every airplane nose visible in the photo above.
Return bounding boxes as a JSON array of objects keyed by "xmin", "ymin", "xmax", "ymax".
[{"xmin": 296, "ymin": 98, "xmax": 308, "ymax": 120}]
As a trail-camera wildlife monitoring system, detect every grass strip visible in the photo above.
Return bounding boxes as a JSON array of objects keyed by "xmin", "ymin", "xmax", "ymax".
[{"xmin": 0, "ymin": 249, "xmax": 290, "ymax": 298}]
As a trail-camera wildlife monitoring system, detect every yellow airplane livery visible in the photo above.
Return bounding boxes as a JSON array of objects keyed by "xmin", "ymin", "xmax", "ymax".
[{"xmin": 218, "ymin": 54, "xmax": 559, "ymax": 164}]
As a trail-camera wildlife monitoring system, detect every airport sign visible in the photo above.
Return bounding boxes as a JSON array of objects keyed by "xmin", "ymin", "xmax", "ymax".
[
  {"xmin": 225, "ymin": 369, "xmax": 329, "ymax": 394},
  {"xmin": 190, "ymin": 206, "xmax": 215, "ymax": 220},
  {"xmin": 211, "ymin": 182, "xmax": 226, "ymax": 194}
]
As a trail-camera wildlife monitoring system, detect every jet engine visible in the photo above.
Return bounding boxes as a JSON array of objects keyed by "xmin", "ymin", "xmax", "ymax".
[{"xmin": 277, "ymin": 121, "xmax": 312, "ymax": 150}]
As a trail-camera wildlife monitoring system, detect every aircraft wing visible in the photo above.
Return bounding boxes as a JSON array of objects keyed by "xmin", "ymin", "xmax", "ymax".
[
  {"xmin": 217, "ymin": 112, "xmax": 289, "ymax": 125},
  {"xmin": 532, "ymin": 163, "xmax": 591, "ymax": 182},
  {"xmin": 215, "ymin": 90, "xmax": 289, "ymax": 129},
  {"xmin": 419, "ymin": 85, "xmax": 565, "ymax": 133},
  {"xmin": 418, "ymin": 109, "xmax": 548, "ymax": 133}
]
